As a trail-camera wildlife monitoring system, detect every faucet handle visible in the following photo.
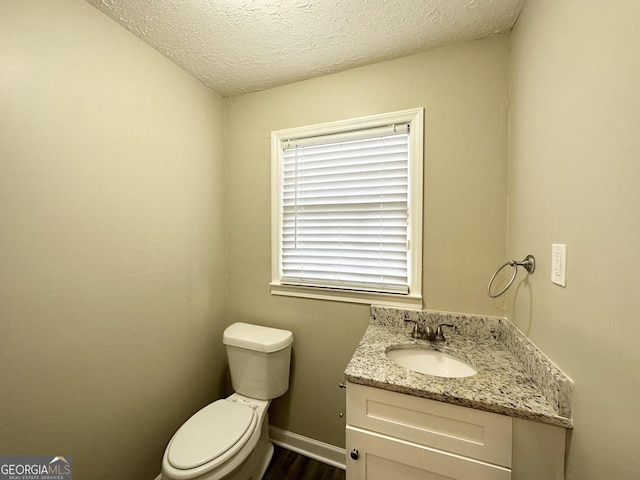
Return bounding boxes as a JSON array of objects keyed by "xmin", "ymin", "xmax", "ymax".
[
  {"xmin": 404, "ymin": 319, "xmax": 423, "ymax": 339},
  {"xmin": 435, "ymin": 323, "xmax": 456, "ymax": 341}
]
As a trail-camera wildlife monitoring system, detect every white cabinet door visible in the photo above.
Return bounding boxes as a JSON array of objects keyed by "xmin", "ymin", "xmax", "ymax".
[{"xmin": 347, "ymin": 426, "xmax": 511, "ymax": 480}]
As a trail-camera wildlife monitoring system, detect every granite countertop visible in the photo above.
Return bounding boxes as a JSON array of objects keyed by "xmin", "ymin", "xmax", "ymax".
[{"xmin": 344, "ymin": 307, "xmax": 573, "ymax": 429}]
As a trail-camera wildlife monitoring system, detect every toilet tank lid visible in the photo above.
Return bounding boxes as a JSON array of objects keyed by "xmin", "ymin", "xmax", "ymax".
[{"xmin": 223, "ymin": 322, "xmax": 293, "ymax": 353}]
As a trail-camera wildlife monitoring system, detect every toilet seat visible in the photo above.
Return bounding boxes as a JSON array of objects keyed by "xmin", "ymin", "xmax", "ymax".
[{"xmin": 167, "ymin": 399, "xmax": 258, "ymax": 471}]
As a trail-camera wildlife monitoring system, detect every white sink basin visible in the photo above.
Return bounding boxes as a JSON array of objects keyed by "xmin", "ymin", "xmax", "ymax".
[{"xmin": 386, "ymin": 348, "xmax": 477, "ymax": 378}]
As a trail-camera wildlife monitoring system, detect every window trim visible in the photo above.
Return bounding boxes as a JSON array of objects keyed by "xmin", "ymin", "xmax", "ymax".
[{"xmin": 270, "ymin": 108, "xmax": 424, "ymax": 308}]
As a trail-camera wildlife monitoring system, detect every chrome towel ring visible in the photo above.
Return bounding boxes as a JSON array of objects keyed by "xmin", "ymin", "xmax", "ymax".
[{"xmin": 487, "ymin": 255, "xmax": 536, "ymax": 298}]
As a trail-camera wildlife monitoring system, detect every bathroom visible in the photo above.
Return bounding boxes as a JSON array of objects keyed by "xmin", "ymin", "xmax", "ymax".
[{"xmin": 1, "ymin": 0, "xmax": 639, "ymax": 479}]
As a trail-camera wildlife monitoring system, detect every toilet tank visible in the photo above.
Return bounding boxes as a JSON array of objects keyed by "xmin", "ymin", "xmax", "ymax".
[{"xmin": 223, "ymin": 323, "xmax": 293, "ymax": 400}]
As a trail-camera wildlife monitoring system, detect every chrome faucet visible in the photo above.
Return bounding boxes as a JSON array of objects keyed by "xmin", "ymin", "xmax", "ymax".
[
  {"xmin": 422, "ymin": 325, "xmax": 436, "ymax": 341},
  {"xmin": 404, "ymin": 319, "xmax": 456, "ymax": 342}
]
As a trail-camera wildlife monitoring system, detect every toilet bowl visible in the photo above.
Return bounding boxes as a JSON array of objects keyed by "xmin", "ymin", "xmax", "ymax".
[
  {"xmin": 161, "ymin": 394, "xmax": 270, "ymax": 480},
  {"xmin": 161, "ymin": 323, "xmax": 293, "ymax": 480}
]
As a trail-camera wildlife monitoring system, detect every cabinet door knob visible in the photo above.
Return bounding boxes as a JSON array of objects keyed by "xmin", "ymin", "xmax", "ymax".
[{"xmin": 350, "ymin": 449, "xmax": 359, "ymax": 460}]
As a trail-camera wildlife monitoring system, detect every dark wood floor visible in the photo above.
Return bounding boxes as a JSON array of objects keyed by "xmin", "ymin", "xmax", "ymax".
[{"xmin": 264, "ymin": 445, "xmax": 346, "ymax": 480}]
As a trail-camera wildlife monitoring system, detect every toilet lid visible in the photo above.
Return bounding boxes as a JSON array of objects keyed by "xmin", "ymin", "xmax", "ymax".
[{"xmin": 167, "ymin": 400, "xmax": 256, "ymax": 470}]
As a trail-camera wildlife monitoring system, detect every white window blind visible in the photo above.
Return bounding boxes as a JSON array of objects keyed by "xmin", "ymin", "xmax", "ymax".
[{"xmin": 280, "ymin": 124, "xmax": 410, "ymax": 294}]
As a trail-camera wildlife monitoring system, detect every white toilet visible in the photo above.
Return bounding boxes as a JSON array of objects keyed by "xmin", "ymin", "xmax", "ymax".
[{"xmin": 161, "ymin": 322, "xmax": 293, "ymax": 480}]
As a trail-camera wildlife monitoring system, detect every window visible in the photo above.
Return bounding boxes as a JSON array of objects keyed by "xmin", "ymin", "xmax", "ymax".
[{"xmin": 271, "ymin": 108, "xmax": 423, "ymax": 307}]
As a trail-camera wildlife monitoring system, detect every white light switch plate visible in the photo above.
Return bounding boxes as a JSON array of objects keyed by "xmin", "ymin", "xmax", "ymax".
[{"xmin": 551, "ymin": 244, "xmax": 567, "ymax": 287}]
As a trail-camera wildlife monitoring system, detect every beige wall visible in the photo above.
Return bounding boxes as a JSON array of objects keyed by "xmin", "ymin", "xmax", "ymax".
[
  {"xmin": 225, "ymin": 35, "xmax": 510, "ymax": 447},
  {"xmin": 508, "ymin": 0, "xmax": 640, "ymax": 478},
  {"xmin": 0, "ymin": 1, "xmax": 226, "ymax": 479}
]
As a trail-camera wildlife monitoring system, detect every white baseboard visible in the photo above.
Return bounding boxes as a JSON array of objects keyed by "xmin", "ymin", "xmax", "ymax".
[{"xmin": 269, "ymin": 426, "xmax": 346, "ymax": 470}]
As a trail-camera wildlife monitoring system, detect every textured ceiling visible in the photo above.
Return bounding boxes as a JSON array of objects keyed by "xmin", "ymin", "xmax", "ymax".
[{"xmin": 86, "ymin": 0, "xmax": 525, "ymax": 97}]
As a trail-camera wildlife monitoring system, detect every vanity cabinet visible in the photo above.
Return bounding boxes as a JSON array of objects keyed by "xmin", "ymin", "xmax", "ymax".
[{"xmin": 346, "ymin": 382, "xmax": 566, "ymax": 480}]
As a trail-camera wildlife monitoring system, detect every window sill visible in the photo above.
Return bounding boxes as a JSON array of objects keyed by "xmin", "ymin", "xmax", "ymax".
[{"xmin": 270, "ymin": 282, "xmax": 422, "ymax": 309}]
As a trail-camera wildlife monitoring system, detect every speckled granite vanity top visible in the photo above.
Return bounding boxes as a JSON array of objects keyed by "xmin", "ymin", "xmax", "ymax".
[{"xmin": 344, "ymin": 306, "xmax": 573, "ymax": 428}]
